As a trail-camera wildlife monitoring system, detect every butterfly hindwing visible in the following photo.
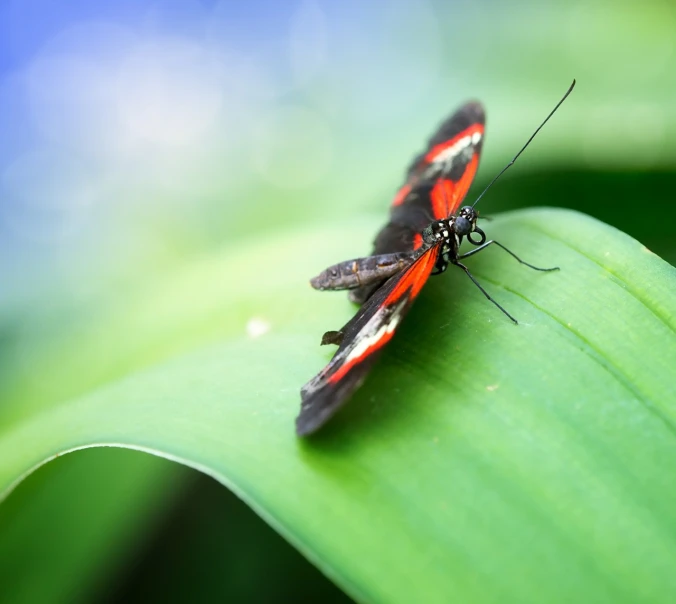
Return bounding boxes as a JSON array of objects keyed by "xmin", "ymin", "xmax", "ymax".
[{"xmin": 297, "ymin": 245, "xmax": 441, "ymax": 436}]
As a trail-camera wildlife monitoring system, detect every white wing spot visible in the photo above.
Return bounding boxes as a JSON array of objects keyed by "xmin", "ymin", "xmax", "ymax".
[
  {"xmin": 343, "ymin": 306, "xmax": 404, "ymax": 364},
  {"xmin": 432, "ymin": 135, "xmax": 471, "ymax": 164}
]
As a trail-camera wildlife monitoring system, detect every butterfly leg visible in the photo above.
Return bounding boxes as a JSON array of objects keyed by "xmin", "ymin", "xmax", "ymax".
[
  {"xmin": 452, "ymin": 260, "xmax": 518, "ymax": 324},
  {"xmin": 459, "ymin": 240, "xmax": 559, "ymax": 271}
]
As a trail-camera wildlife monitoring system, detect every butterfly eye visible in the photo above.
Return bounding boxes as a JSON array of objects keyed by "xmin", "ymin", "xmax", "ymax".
[{"xmin": 454, "ymin": 216, "xmax": 472, "ymax": 236}]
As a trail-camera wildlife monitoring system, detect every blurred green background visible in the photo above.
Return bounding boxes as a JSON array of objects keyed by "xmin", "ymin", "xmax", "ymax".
[{"xmin": 1, "ymin": 0, "xmax": 675, "ymax": 601}]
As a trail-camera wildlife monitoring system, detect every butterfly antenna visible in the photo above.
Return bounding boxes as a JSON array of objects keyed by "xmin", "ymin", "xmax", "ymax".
[{"xmin": 471, "ymin": 79, "xmax": 576, "ymax": 208}]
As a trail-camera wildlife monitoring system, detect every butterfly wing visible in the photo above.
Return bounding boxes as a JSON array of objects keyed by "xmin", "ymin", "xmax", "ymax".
[
  {"xmin": 350, "ymin": 102, "xmax": 485, "ymax": 304},
  {"xmin": 391, "ymin": 100, "xmax": 486, "ymax": 226},
  {"xmin": 299, "ymin": 104, "xmax": 485, "ymax": 433},
  {"xmin": 297, "ymin": 244, "xmax": 440, "ymax": 436}
]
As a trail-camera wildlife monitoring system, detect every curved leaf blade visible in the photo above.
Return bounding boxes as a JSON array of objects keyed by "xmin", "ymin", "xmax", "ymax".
[{"xmin": 1, "ymin": 209, "xmax": 675, "ymax": 603}]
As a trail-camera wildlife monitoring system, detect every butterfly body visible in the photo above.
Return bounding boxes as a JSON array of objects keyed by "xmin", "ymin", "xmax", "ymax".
[
  {"xmin": 296, "ymin": 98, "xmax": 488, "ymax": 436},
  {"xmin": 296, "ymin": 81, "xmax": 574, "ymax": 436}
]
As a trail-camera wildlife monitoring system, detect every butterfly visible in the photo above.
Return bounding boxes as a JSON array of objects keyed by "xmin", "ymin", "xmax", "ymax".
[{"xmin": 297, "ymin": 82, "xmax": 575, "ymax": 436}]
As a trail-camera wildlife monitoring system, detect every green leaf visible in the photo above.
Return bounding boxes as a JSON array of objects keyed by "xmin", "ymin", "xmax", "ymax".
[
  {"xmin": 0, "ymin": 449, "xmax": 187, "ymax": 604},
  {"xmin": 2, "ymin": 208, "xmax": 676, "ymax": 603}
]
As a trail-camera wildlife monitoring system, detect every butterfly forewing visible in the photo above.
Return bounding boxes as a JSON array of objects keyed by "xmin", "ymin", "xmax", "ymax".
[
  {"xmin": 350, "ymin": 102, "xmax": 485, "ymax": 305},
  {"xmin": 392, "ymin": 101, "xmax": 485, "ymax": 218},
  {"xmin": 297, "ymin": 245, "xmax": 441, "ymax": 436}
]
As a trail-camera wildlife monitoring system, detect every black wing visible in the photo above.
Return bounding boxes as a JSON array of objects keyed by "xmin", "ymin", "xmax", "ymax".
[
  {"xmin": 297, "ymin": 245, "xmax": 440, "ymax": 436},
  {"xmin": 350, "ymin": 102, "xmax": 485, "ymax": 304}
]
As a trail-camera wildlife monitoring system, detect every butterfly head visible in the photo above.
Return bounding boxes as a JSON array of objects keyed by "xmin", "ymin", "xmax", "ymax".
[
  {"xmin": 455, "ymin": 206, "xmax": 486, "ymax": 246},
  {"xmin": 453, "ymin": 206, "xmax": 478, "ymax": 237}
]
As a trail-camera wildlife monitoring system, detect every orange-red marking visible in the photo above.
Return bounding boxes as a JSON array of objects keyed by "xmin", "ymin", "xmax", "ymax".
[
  {"xmin": 430, "ymin": 152, "xmax": 479, "ymax": 219},
  {"xmin": 327, "ymin": 246, "xmax": 439, "ymax": 384},
  {"xmin": 392, "ymin": 183, "xmax": 412, "ymax": 207}
]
